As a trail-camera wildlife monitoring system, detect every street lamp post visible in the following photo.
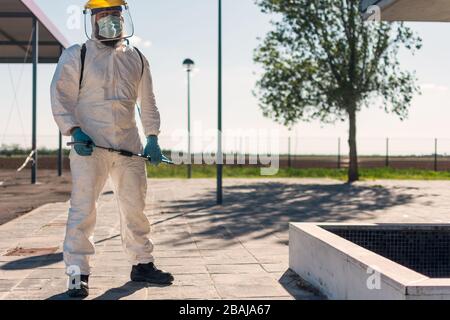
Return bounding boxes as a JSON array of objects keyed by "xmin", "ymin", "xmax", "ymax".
[
  {"xmin": 183, "ymin": 58, "xmax": 195, "ymax": 179},
  {"xmin": 217, "ymin": 0, "xmax": 223, "ymax": 205}
]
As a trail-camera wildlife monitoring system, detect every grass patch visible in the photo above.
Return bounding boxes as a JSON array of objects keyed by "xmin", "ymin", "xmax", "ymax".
[
  {"xmin": 146, "ymin": 165, "xmax": 450, "ymax": 180},
  {"xmin": 357, "ymin": 168, "xmax": 450, "ymax": 180}
]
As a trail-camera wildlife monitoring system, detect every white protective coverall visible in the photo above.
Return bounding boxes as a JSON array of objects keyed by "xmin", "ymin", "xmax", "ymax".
[{"xmin": 51, "ymin": 39, "xmax": 160, "ymax": 275}]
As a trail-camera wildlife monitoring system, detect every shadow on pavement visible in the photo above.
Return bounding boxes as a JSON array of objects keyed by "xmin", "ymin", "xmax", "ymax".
[
  {"xmin": 46, "ymin": 292, "xmax": 86, "ymax": 301},
  {"xmin": 160, "ymin": 182, "xmax": 418, "ymax": 246},
  {"xmin": 0, "ymin": 253, "xmax": 63, "ymax": 270},
  {"xmin": 93, "ymin": 281, "xmax": 171, "ymax": 300},
  {"xmin": 0, "ymin": 235, "xmax": 129, "ymax": 271},
  {"xmin": 46, "ymin": 282, "xmax": 172, "ymax": 300}
]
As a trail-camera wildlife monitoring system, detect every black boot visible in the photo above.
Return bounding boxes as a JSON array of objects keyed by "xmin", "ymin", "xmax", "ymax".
[
  {"xmin": 67, "ymin": 275, "xmax": 89, "ymax": 298},
  {"xmin": 131, "ymin": 262, "xmax": 174, "ymax": 285}
]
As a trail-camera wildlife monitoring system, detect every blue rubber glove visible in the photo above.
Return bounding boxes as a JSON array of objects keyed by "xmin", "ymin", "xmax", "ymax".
[
  {"xmin": 71, "ymin": 128, "xmax": 95, "ymax": 156},
  {"xmin": 144, "ymin": 135, "xmax": 162, "ymax": 166}
]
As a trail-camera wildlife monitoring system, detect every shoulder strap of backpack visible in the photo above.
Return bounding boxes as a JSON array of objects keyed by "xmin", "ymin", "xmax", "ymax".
[
  {"xmin": 134, "ymin": 46, "xmax": 145, "ymax": 78},
  {"xmin": 79, "ymin": 43, "xmax": 87, "ymax": 89}
]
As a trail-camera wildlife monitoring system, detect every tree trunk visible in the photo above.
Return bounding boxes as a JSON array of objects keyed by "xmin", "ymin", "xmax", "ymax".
[{"xmin": 348, "ymin": 109, "xmax": 359, "ymax": 183}]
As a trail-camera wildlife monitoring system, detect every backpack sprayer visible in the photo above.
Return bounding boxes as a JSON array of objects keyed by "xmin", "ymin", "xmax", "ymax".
[{"xmin": 67, "ymin": 142, "xmax": 175, "ymax": 165}]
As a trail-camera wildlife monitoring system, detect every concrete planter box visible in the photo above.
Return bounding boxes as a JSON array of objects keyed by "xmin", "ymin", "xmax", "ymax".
[{"xmin": 289, "ymin": 223, "xmax": 450, "ymax": 300}]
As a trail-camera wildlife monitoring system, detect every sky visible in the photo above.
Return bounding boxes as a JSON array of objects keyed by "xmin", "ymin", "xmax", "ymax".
[{"xmin": 2, "ymin": 0, "xmax": 450, "ymax": 155}]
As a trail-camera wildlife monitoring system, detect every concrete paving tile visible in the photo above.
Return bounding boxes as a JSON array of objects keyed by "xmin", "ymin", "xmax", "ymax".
[
  {"xmin": 95, "ymin": 243, "xmax": 123, "ymax": 251},
  {"xmin": 145, "ymin": 285, "xmax": 220, "ymax": 300},
  {"xmin": 89, "ymin": 286, "xmax": 148, "ymax": 300},
  {"xmin": 154, "ymin": 250, "xmax": 201, "ymax": 258},
  {"xmin": 0, "ymin": 269, "xmax": 34, "ymax": 280},
  {"xmin": 200, "ymin": 249, "xmax": 258, "ymax": 264},
  {"xmin": 90, "ymin": 265, "xmax": 131, "ymax": 275},
  {"xmin": 250, "ymin": 254, "xmax": 288, "ymax": 264},
  {"xmin": 203, "ymin": 256, "xmax": 258, "ymax": 265},
  {"xmin": 211, "ymin": 274, "xmax": 289, "ymax": 299},
  {"xmin": 6, "ymin": 279, "xmax": 67, "ymax": 300},
  {"xmin": 156, "ymin": 257, "xmax": 206, "ymax": 266},
  {"xmin": 171, "ymin": 274, "xmax": 214, "ymax": 287},
  {"xmin": 152, "ymin": 232, "xmax": 192, "ymax": 242},
  {"xmin": 245, "ymin": 247, "xmax": 289, "ymax": 256},
  {"xmin": 27, "ymin": 268, "xmax": 67, "ymax": 279},
  {"xmin": 261, "ymin": 263, "xmax": 288, "ymax": 273},
  {"xmin": 91, "ymin": 258, "xmax": 132, "ymax": 267},
  {"xmin": 154, "ymin": 243, "xmax": 199, "ymax": 251},
  {"xmin": 235, "ymin": 236, "xmax": 287, "ymax": 248},
  {"xmin": 95, "ymin": 247, "xmax": 124, "ymax": 253},
  {"xmin": 15, "ymin": 237, "xmax": 63, "ymax": 247},
  {"xmin": 11, "ymin": 278, "xmax": 51, "ymax": 291},
  {"xmin": 206, "ymin": 264, "xmax": 266, "ymax": 274},
  {"xmin": 94, "ymin": 252, "xmax": 128, "ymax": 260},
  {"xmin": 194, "ymin": 240, "xmax": 243, "ymax": 250},
  {"xmin": 163, "ymin": 265, "xmax": 209, "ymax": 275},
  {"xmin": 89, "ymin": 276, "xmax": 133, "ymax": 290},
  {"xmin": 39, "ymin": 261, "xmax": 66, "ymax": 269},
  {"xmin": 2, "ymin": 292, "xmax": 41, "ymax": 300},
  {"xmin": 0, "ymin": 279, "xmax": 19, "ymax": 292}
]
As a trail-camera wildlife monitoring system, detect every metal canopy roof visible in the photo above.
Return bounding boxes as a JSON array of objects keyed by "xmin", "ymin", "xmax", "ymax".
[
  {"xmin": 0, "ymin": 0, "xmax": 69, "ymax": 63},
  {"xmin": 361, "ymin": 0, "xmax": 450, "ymax": 22}
]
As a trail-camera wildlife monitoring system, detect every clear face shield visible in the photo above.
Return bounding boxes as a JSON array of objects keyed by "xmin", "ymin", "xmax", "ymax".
[{"xmin": 84, "ymin": 5, "xmax": 134, "ymax": 42}]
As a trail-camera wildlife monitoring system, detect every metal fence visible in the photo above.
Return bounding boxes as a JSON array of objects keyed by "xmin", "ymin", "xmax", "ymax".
[{"xmin": 2, "ymin": 135, "xmax": 450, "ymax": 171}]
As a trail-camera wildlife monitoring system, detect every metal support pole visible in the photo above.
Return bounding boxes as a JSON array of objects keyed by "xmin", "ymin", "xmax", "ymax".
[
  {"xmin": 337, "ymin": 137, "xmax": 341, "ymax": 169},
  {"xmin": 31, "ymin": 17, "xmax": 38, "ymax": 184},
  {"xmin": 435, "ymin": 138, "xmax": 438, "ymax": 172},
  {"xmin": 58, "ymin": 131, "xmax": 62, "ymax": 176},
  {"xmin": 187, "ymin": 70, "xmax": 192, "ymax": 179},
  {"xmin": 217, "ymin": 0, "xmax": 223, "ymax": 205},
  {"xmin": 57, "ymin": 45, "xmax": 64, "ymax": 177},
  {"xmin": 385, "ymin": 138, "xmax": 389, "ymax": 168}
]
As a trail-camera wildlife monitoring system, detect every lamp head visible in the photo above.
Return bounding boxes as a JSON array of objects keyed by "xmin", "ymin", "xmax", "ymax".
[{"xmin": 183, "ymin": 58, "xmax": 195, "ymax": 72}]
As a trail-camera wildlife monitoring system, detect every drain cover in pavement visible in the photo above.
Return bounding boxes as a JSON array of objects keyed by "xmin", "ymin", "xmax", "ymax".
[{"xmin": 4, "ymin": 247, "xmax": 59, "ymax": 257}]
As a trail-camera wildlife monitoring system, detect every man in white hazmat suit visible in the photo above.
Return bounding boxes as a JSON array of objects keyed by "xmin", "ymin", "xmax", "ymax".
[{"xmin": 51, "ymin": 0, "xmax": 174, "ymax": 298}]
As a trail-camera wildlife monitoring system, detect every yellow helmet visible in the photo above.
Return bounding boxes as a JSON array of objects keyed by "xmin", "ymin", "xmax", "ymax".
[{"xmin": 84, "ymin": 0, "xmax": 127, "ymax": 10}]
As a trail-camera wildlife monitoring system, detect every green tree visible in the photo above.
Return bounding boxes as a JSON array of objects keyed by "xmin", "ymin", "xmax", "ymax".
[{"xmin": 254, "ymin": 0, "xmax": 422, "ymax": 182}]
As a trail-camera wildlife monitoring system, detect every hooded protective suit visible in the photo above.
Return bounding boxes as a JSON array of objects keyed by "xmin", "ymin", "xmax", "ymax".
[{"xmin": 51, "ymin": 39, "xmax": 160, "ymax": 275}]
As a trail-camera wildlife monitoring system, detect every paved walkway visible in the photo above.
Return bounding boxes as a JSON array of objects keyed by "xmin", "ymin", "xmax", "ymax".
[{"xmin": 1, "ymin": 178, "xmax": 450, "ymax": 300}]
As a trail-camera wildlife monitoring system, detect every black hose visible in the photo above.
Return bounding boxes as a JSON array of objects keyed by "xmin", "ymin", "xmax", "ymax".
[{"xmin": 67, "ymin": 142, "xmax": 174, "ymax": 165}]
